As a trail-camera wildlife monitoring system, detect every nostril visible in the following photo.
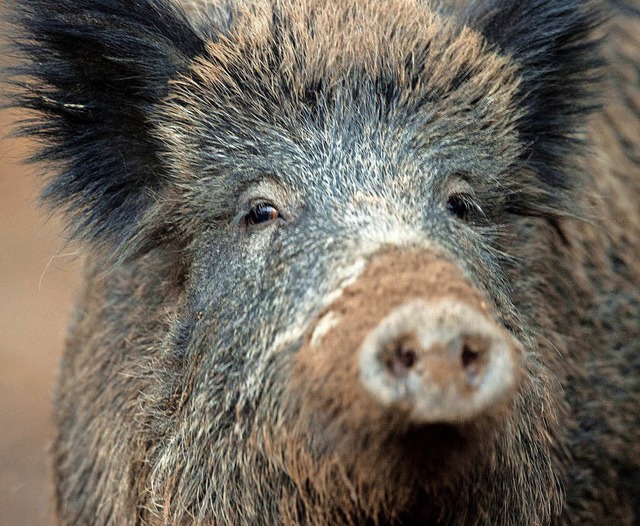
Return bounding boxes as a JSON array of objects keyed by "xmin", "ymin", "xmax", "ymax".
[
  {"xmin": 460, "ymin": 338, "xmax": 488, "ymax": 384},
  {"xmin": 383, "ymin": 337, "xmax": 418, "ymax": 378}
]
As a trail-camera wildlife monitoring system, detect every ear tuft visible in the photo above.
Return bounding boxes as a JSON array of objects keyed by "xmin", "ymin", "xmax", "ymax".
[
  {"xmin": 5, "ymin": 0, "xmax": 207, "ymax": 251},
  {"xmin": 462, "ymin": 0, "xmax": 603, "ymax": 212}
]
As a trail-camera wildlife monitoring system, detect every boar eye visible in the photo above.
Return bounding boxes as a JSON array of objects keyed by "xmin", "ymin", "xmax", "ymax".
[
  {"xmin": 447, "ymin": 194, "xmax": 473, "ymax": 221},
  {"xmin": 247, "ymin": 202, "xmax": 280, "ymax": 227}
]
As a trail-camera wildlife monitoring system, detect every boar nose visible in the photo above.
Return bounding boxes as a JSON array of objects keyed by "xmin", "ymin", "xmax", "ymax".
[{"xmin": 359, "ymin": 299, "xmax": 517, "ymax": 424}]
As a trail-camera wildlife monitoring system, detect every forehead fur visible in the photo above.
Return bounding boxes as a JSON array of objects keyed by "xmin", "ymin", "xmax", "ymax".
[{"xmin": 166, "ymin": 0, "xmax": 521, "ymax": 148}]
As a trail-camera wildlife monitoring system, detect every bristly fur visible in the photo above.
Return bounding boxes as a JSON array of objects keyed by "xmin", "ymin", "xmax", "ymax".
[
  {"xmin": 5, "ymin": 0, "xmax": 208, "ymax": 250},
  {"xmin": 3, "ymin": 0, "xmax": 640, "ymax": 524},
  {"xmin": 461, "ymin": 0, "xmax": 604, "ymax": 216}
]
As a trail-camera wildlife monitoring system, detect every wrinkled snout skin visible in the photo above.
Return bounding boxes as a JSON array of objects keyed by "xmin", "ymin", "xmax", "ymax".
[{"xmin": 5, "ymin": 0, "xmax": 640, "ymax": 524}]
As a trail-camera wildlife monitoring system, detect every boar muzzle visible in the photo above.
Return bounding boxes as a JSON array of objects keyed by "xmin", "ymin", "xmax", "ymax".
[{"xmin": 295, "ymin": 249, "xmax": 520, "ymax": 431}]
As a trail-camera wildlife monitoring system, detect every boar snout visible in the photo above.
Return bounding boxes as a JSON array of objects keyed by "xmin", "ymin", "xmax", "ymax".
[
  {"xmin": 293, "ymin": 250, "xmax": 521, "ymax": 437},
  {"xmin": 359, "ymin": 299, "xmax": 517, "ymax": 424}
]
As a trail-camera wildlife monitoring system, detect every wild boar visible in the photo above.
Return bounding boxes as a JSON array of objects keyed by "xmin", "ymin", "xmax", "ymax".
[{"xmin": 5, "ymin": 0, "xmax": 640, "ymax": 524}]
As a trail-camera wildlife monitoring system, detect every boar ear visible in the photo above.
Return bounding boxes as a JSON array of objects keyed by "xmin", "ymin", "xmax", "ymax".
[
  {"xmin": 6, "ymin": 0, "xmax": 208, "ymax": 250},
  {"xmin": 461, "ymin": 0, "xmax": 602, "ymax": 203}
]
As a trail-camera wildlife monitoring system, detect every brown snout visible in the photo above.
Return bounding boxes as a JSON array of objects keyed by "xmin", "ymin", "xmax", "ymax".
[{"xmin": 294, "ymin": 250, "xmax": 520, "ymax": 430}]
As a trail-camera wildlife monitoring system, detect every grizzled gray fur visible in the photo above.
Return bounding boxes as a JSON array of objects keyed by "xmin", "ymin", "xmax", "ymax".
[{"xmin": 4, "ymin": 0, "xmax": 640, "ymax": 524}]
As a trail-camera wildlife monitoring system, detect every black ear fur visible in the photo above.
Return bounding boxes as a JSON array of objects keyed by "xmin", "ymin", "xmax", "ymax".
[
  {"xmin": 6, "ymin": 0, "xmax": 207, "ymax": 249},
  {"xmin": 461, "ymin": 0, "xmax": 603, "ymax": 214}
]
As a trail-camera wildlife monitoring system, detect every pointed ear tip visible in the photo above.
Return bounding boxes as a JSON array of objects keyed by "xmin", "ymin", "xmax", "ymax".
[
  {"xmin": 0, "ymin": 0, "xmax": 206, "ymax": 254},
  {"xmin": 465, "ymin": 0, "xmax": 605, "ymax": 39},
  {"xmin": 464, "ymin": 0, "xmax": 606, "ymax": 75}
]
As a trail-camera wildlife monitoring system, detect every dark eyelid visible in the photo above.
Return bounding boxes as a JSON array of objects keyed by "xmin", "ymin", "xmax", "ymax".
[
  {"xmin": 447, "ymin": 194, "xmax": 470, "ymax": 220},
  {"xmin": 233, "ymin": 181, "xmax": 290, "ymax": 227},
  {"xmin": 246, "ymin": 201, "xmax": 282, "ymax": 228},
  {"xmin": 251, "ymin": 199, "xmax": 287, "ymax": 220}
]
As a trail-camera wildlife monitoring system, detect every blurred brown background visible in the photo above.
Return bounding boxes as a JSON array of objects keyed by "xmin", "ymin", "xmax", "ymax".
[{"xmin": 0, "ymin": 108, "xmax": 82, "ymax": 525}]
